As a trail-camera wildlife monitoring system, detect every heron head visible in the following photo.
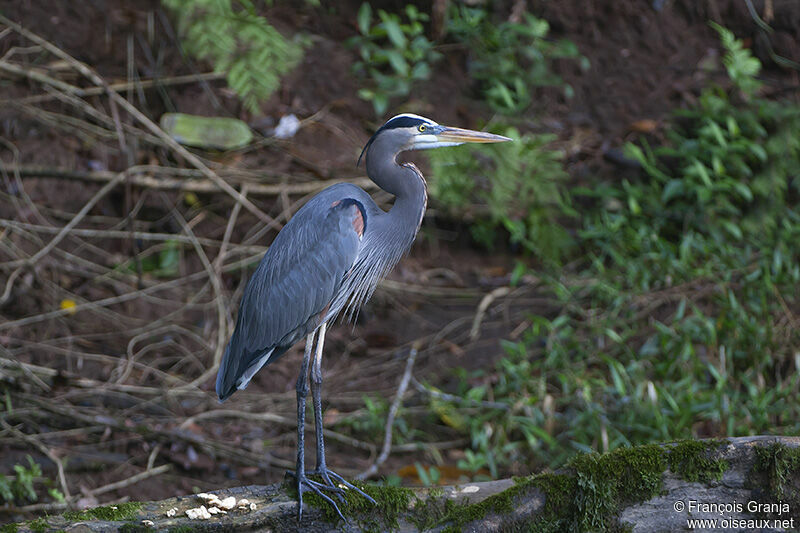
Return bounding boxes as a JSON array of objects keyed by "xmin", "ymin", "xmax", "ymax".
[{"xmin": 357, "ymin": 113, "xmax": 512, "ymax": 166}]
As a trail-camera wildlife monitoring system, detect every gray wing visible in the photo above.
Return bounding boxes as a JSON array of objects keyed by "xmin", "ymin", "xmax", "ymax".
[{"xmin": 216, "ymin": 190, "xmax": 367, "ymax": 401}]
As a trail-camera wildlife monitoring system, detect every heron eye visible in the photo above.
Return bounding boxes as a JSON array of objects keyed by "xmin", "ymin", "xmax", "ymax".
[{"xmin": 418, "ymin": 124, "xmax": 426, "ymax": 132}]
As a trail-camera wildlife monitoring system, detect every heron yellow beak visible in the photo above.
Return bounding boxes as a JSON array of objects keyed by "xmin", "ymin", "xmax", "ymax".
[{"xmin": 436, "ymin": 126, "xmax": 513, "ymax": 144}]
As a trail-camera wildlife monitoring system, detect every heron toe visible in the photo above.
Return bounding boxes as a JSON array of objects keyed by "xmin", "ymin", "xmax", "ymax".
[
  {"xmin": 287, "ymin": 467, "xmax": 376, "ymax": 520},
  {"xmin": 294, "ymin": 471, "xmax": 346, "ymax": 522},
  {"xmin": 310, "ymin": 467, "xmax": 377, "ymax": 506}
]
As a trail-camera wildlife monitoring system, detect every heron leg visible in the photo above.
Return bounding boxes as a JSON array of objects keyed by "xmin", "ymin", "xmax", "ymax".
[
  {"xmin": 310, "ymin": 323, "xmax": 332, "ymax": 478},
  {"xmin": 310, "ymin": 323, "xmax": 377, "ymax": 507},
  {"xmin": 292, "ymin": 330, "xmax": 345, "ymax": 522}
]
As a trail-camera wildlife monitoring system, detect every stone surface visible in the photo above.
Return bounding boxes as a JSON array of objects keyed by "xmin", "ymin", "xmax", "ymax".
[{"xmin": 8, "ymin": 436, "xmax": 800, "ymax": 532}]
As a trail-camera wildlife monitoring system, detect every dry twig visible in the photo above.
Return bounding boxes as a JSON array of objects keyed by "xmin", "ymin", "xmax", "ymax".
[{"xmin": 357, "ymin": 345, "xmax": 419, "ymax": 480}]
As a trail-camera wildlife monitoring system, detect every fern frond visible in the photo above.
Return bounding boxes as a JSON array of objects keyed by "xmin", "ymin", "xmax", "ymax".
[
  {"xmin": 163, "ymin": 0, "xmax": 304, "ymax": 113},
  {"xmin": 709, "ymin": 21, "xmax": 762, "ymax": 96}
]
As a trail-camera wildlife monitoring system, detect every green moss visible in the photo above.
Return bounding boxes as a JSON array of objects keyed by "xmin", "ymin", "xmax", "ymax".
[
  {"xmin": 667, "ymin": 439, "xmax": 728, "ymax": 483},
  {"xmin": 301, "ymin": 439, "xmax": 731, "ymax": 531},
  {"xmin": 444, "ymin": 481, "xmax": 522, "ymax": 528},
  {"xmin": 0, "ymin": 523, "xmax": 19, "ymax": 533},
  {"xmin": 430, "ymin": 474, "xmax": 572, "ymax": 532},
  {"xmin": 406, "ymin": 490, "xmax": 454, "ymax": 531},
  {"xmin": 753, "ymin": 442, "xmax": 800, "ymax": 500},
  {"xmin": 435, "ymin": 442, "xmax": 691, "ymax": 531},
  {"xmin": 293, "ymin": 478, "xmax": 413, "ymax": 530},
  {"xmin": 750, "ymin": 441, "xmax": 800, "ymax": 522},
  {"xmin": 427, "ymin": 487, "xmax": 445, "ymax": 499},
  {"xmin": 525, "ymin": 473, "xmax": 577, "ymax": 532},
  {"xmin": 566, "ymin": 444, "xmax": 667, "ymax": 531},
  {"xmin": 26, "ymin": 518, "xmax": 48, "ymax": 533},
  {"xmin": 62, "ymin": 501, "xmax": 142, "ymax": 522}
]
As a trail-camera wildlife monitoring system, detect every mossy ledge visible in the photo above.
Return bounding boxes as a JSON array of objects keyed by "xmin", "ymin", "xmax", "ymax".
[
  {"xmin": 297, "ymin": 438, "xmax": 730, "ymax": 531},
  {"xmin": 433, "ymin": 439, "xmax": 728, "ymax": 532},
  {"xmin": 61, "ymin": 501, "xmax": 143, "ymax": 522},
  {"xmin": 5, "ymin": 437, "xmax": 799, "ymax": 532},
  {"xmin": 749, "ymin": 441, "xmax": 800, "ymax": 523}
]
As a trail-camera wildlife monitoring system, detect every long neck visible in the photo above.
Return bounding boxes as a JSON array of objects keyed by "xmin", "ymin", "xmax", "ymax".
[
  {"xmin": 365, "ymin": 140, "xmax": 427, "ymax": 249},
  {"xmin": 334, "ymin": 139, "xmax": 428, "ymax": 322}
]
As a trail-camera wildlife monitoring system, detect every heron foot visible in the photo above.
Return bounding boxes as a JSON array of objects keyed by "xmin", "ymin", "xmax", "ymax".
[
  {"xmin": 291, "ymin": 470, "xmax": 346, "ymax": 523},
  {"xmin": 286, "ymin": 467, "xmax": 376, "ymax": 521},
  {"xmin": 308, "ymin": 467, "xmax": 377, "ymax": 507}
]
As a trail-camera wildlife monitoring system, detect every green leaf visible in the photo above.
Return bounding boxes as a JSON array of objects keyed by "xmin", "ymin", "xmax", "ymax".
[
  {"xmin": 627, "ymin": 196, "xmax": 641, "ymax": 215},
  {"xmin": 357, "ymin": 2, "xmax": 372, "ymax": 35},
  {"xmin": 748, "ymin": 143, "xmax": 767, "ymax": 161},
  {"xmin": 721, "ymin": 220, "xmax": 743, "ymax": 240},
  {"xmin": 381, "ymin": 15, "xmax": 407, "ymax": 48},
  {"xmin": 661, "ymin": 180, "xmax": 684, "ymax": 203},
  {"xmin": 691, "ymin": 160, "xmax": 713, "ymax": 187},
  {"xmin": 158, "ymin": 241, "xmax": 181, "ymax": 276},
  {"xmin": 384, "ymin": 50, "xmax": 408, "ymax": 76},
  {"xmin": 732, "ymin": 182, "xmax": 753, "ymax": 202}
]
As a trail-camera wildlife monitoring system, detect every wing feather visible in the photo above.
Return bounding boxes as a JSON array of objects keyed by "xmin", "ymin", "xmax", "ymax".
[{"xmin": 216, "ymin": 194, "xmax": 365, "ymax": 400}]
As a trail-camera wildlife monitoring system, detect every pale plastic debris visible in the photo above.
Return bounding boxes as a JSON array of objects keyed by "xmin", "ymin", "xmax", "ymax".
[
  {"xmin": 165, "ymin": 507, "xmax": 178, "ymax": 517},
  {"xmin": 273, "ymin": 114, "xmax": 300, "ymax": 139},
  {"xmin": 186, "ymin": 505, "xmax": 212, "ymax": 520},
  {"xmin": 218, "ymin": 496, "xmax": 237, "ymax": 510},
  {"xmin": 159, "ymin": 113, "xmax": 253, "ymax": 150}
]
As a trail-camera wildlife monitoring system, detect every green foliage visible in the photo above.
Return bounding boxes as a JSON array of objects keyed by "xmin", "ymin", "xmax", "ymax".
[
  {"xmin": 414, "ymin": 462, "xmax": 441, "ymax": 486},
  {"xmin": 619, "ymin": 43, "xmax": 796, "ymax": 247},
  {"xmin": 0, "ymin": 456, "xmax": 42, "ymax": 505},
  {"xmin": 424, "ymin": 26, "xmax": 800, "ymax": 479},
  {"xmin": 430, "ymin": 342, "xmax": 564, "ymax": 477},
  {"xmin": 123, "ymin": 240, "xmax": 182, "ymax": 277},
  {"xmin": 333, "ymin": 394, "xmax": 420, "ymax": 448},
  {"xmin": 447, "ymin": 7, "xmax": 586, "ymax": 113},
  {"xmin": 428, "ymin": 127, "xmax": 574, "ymax": 265},
  {"xmin": 333, "ymin": 394, "xmax": 388, "ymax": 440},
  {"xmin": 162, "ymin": 0, "xmax": 303, "ymax": 113},
  {"xmin": 710, "ymin": 21, "xmax": 762, "ymax": 95},
  {"xmin": 348, "ymin": 3, "xmax": 440, "ymax": 115}
]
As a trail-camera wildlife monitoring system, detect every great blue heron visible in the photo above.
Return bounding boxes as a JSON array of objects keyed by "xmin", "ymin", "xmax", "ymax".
[{"xmin": 215, "ymin": 113, "xmax": 511, "ymax": 520}]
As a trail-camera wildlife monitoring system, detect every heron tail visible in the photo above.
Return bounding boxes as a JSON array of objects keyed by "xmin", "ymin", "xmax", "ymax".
[
  {"xmin": 215, "ymin": 343, "xmax": 238, "ymax": 402},
  {"xmin": 216, "ymin": 341, "xmax": 279, "ymax": 402}
]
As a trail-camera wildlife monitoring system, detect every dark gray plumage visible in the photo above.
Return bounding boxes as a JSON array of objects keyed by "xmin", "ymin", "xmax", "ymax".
[
  {"xmin": 215, "ymin": 113, "xmax": 511, "ymax": 521},
  {"xmin": 215, "ymin": 187, "xmax": 370, "ymax": 400}
]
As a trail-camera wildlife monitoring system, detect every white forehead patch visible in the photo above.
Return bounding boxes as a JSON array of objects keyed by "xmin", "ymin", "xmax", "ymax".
[{"xmin": 387, "ymin": 113, "xmax": 438, "ymax": 126}]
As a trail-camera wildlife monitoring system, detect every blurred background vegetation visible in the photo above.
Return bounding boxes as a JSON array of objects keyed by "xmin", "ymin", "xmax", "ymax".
[{"xmin": 0, "ymin": 0, "xmax": 798, "ymax": 521}]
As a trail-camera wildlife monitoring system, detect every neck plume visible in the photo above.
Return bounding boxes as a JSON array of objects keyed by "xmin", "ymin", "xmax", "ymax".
[
  {"xmin": 365, "ymin": 138, "xmax": 427, "ymax": 246},
  {"xmin": 335, "ymin": 137, "xmax": 428, "ymax": 322}
]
